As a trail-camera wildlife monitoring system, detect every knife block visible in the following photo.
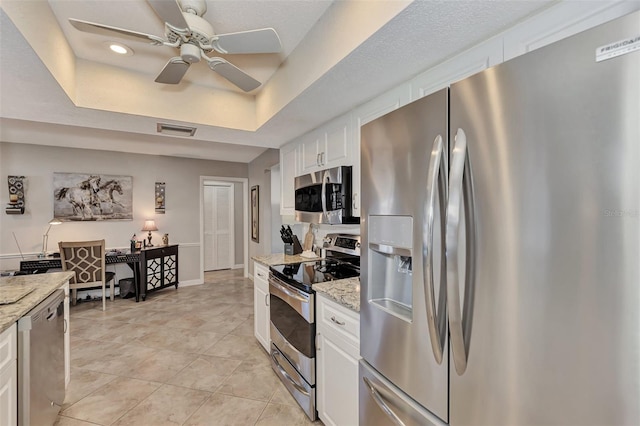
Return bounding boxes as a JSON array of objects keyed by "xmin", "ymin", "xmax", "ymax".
[{"xmin": 284, "ymin": 236, "xmax": 303, "ymax": 255}]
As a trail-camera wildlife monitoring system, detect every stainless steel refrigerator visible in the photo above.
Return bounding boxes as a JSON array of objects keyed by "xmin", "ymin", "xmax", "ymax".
[{"xmin": 359, "ymin": 10, "xmax": 639, "ymax": 426}]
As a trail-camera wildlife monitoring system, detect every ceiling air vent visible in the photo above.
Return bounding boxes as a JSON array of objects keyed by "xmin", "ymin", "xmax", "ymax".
[{"xmin": 157, "ymin": 123, "xmax": 197, "ymax": 137}]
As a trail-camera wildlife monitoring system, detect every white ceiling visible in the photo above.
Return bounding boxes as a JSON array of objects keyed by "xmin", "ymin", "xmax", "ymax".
[{"xmin": 0, "ymin": 0, "xmax": 554, "ymax": 163}]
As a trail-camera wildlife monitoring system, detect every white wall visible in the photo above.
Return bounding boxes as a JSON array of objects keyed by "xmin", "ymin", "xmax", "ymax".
[
  {"xmin": 0, "ymin": 142, "xmax": 248, "ymax": 283},
  {"xmin": 247, "ymin": 148, "xmax": 279, "ymax": 275}
]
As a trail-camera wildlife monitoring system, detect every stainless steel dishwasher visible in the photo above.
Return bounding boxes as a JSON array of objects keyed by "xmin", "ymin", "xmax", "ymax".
[{"xmin": 18, "ymin": 289, "xmax": 65, "ymax": 426}]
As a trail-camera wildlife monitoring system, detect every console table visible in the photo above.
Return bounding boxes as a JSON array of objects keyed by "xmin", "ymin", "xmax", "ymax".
[
  {"xmin": 139, "ymin": 244, "xmax": 179, "ymax": 301},
  {"xmin": 19, "ymin": 245, "xmax": 179, "ymax": 302},
  {"xmin": 20, "ymin": 252, "xmax": 143, "ymax": 301}
]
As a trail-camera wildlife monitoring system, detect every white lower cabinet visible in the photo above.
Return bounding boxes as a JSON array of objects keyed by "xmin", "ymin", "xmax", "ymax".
[
  {"xmin": 0, "ymin": 324, "xmax": 17, "ymax": 426},
  {"xmin": 253, "ymin": 262, "xmax": 270, "ymax": 351},
  {"xmin": 316, "ymin": 293, "xmax": 360, "ymax": 426}
]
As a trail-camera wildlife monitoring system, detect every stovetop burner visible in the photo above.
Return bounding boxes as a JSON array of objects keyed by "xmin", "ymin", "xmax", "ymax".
[
  {"xmin": 270, "ymin": 258, "xmax": 359, "ymax": 292},
  {"xmin": 269, "ymin": 233, "xmax": 360, "ymax": 292}
]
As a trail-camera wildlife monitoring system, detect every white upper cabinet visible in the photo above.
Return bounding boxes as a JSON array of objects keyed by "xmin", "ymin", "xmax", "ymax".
[
  {"xmin": 280, "ymin": 142, "xmax": 299, "ymax": 216},
  {"xmin": 300, "ymin": 130, "xmax": 324, "ymax": 174},
  {"xmin": 324, "ymin": 118, "xmax": 351, "ymax": 167},
  {"xmin": 300, "ymin": 116, "xmax": 352, "ymax": 175}
]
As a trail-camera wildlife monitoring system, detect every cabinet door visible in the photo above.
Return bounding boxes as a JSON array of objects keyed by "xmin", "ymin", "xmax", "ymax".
[
  {"xmin": 280, "ymin": 143, "xmax": 298, "ymax": 216},
  {"xmin": 253, "ymin": 262, "xmax": 270, "ymax": 351},
  {"xmin": 323, "ymin": 119, "xmax": 351, "ymax": 169},
  {"xmin": 300, "ymin": 132, "xmax": 324, "ymax": 174},
  {"xmin": 317, "ymin": 332, "xmax": 359, "ymax": 426},
  {"xmin": 254, "ymin": 284, "xmax": 270, "ymax": 351}
]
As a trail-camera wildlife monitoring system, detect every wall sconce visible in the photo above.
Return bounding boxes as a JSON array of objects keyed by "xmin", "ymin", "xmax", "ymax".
[
  {"xmin": 41, "ymin": 217, "xmax": 62, "ymax": 258},
  {"xmin": 155, "ymin": 182, "xmax": 166, "ymax": 214},
  {"xmin": 141, "ymin": 219, "xmax": 158, "ymax": 247},
  {"xmin": 6, "ymin": 175, "xmax": 25, "ymax": 214}
]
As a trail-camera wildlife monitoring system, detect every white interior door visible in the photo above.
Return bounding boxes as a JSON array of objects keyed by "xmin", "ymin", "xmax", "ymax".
[{"xmin": 204, "ymin": 184, "xmax": 234, "ymax": 271}]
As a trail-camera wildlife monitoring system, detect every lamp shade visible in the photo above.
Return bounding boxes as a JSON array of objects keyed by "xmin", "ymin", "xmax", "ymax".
[{"xmin": 142, "ymin": 219, "xmax": 158, "ymax": 232}]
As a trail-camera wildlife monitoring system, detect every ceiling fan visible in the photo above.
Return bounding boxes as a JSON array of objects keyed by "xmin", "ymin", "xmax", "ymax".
[{"xmin": 68, "ymin": 0, "xmax": 282, "ymax": 92}]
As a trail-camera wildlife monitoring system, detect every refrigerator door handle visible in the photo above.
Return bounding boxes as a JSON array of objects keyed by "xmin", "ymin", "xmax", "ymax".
[
  {"xmin": 363, "ymin": 376, "xmax": 407, "ymax": 426},
  {"xmin": 423, "ymin": 134, "xmax": 447, "ymax": 364},
  {"xmin": 446, "ymin": 128, "xmax": 477, "ymax": 375}
]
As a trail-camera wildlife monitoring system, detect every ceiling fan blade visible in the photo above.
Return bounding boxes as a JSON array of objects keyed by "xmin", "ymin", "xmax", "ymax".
[
  {"xmin": 207, "ymin": 58, "xmax": 261, "ymax": 92},
  {"xmin": 213, "ymin": 28, "xmax": 282, "ymax": 54},
  {"xmin": 155, "ymin": 58, "xmax": 191, "ymax": 84},
  {"xmin": 69, "ymin": 18, "xmax": 165, "ymax": 45},
  {"xmin": 147, "ymin": 0, "xmax": 189, "ymax": 32}
]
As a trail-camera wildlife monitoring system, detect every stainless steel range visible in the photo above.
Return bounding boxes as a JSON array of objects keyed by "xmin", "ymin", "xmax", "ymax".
[{"xmin": 269, "ymin": 233, "xmax": 360, "ymax": 421}]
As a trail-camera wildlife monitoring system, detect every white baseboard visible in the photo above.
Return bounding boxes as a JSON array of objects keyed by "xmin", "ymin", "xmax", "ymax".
[
  {"xmin": 179, "ymin": 279, "xmax": 203, "ymax": 287},
  {"xmin": 232, "ymin": 264, "xmax": 244, "ymax": 270}
]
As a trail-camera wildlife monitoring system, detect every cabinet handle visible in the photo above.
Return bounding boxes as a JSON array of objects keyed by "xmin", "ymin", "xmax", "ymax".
[
  {"xmin": 330, "ymin": 316, "xmax": 345, "ymax": 326},
  {"xmin": 257, "ymin": 272, "xmax": 265, "ymax": 278},
  {"xmin": 321, "ymin": 152, "xmax": 325, "ymax": 165},
  {"xmin": 317, "ymin": 153, "xmax": 321, "ymax": 166},
  {"xmin": 316, "ymin": 332, "xmax": 321, "ymax": 351},
  {"xmin": 353, "ymin": 192, "xmax": 358, "ymax": 209},
  {"xmin": 265, "ymin": 293, "xmax": 269, "ymax": 306}
]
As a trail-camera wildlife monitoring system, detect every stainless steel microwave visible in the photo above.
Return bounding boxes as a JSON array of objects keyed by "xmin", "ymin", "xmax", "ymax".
[{"xmin": 294, "ymin": 165, "xmax": 359, "ymax": 224}]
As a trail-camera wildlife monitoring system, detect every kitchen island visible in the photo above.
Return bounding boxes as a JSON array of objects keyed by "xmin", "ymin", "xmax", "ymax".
[
  {"xmin": 0, "ymin": 271, "xmax": 72, "ymax": 425},
  {"xmin": 0, "ymin": 271, "xmax": 73, "ymax": 333}
]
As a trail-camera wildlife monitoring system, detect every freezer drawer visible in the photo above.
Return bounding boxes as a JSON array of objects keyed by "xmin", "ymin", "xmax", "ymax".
[{"xmin": 359, "ymin": 360, "xmax": 445, "ymax": 426}]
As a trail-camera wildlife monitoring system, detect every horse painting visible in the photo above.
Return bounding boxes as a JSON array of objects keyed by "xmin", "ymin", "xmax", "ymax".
[
  {"xmin": 94, "ymin": 180, "xmax": 125, "ymax": 213},
  {"xmin": 53, "ymin": 173, "xmax": 133, "ymax": 221},
  {"xmin": 54, "ymin": 175, "xmax": 101, "ymax": 219}
]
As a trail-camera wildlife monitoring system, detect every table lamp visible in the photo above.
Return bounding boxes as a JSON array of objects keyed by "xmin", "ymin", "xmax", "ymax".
[
  {"xmin": 40, "ymin": 217, "xmax": 62, "ymax": 258},
  {"xmin": 142, "ymin": 219, "xmax": 158, "ymax": 247}
]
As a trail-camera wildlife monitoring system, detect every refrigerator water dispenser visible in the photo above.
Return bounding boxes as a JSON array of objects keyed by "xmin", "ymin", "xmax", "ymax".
[{"xmin": 367, "ymin": 215, "xmax": 414, "ymax": 322}]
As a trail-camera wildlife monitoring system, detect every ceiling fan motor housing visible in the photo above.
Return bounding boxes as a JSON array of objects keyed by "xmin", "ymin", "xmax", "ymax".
[
  {"xmin": 166, "ymin": 13, "xmax": 215, "ymax": 53},
  {"xmin": 180, "ymin": 43, "xmax": 201, "ymax": 63}
]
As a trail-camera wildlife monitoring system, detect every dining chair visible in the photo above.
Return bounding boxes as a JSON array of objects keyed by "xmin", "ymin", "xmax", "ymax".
[{"xmin": 58, "ymin": 239, "xmax": 116, "ymax": 311}]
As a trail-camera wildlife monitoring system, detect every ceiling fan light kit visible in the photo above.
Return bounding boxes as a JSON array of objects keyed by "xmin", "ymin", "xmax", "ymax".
[{"xmin": 68, "ymin": 0, "xmax": 282, "ymax": 92}]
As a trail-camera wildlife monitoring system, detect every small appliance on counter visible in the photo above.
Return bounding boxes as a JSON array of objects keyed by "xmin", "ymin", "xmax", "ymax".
[{"xmin": 268, "ymin": 233, "xmax": 360, "ymax": 420}]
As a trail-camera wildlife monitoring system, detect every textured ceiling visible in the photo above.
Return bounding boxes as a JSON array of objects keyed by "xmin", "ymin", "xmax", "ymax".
[{"xmin": 0, "ymin": 0, "xmax": 555, "ymax": 163}]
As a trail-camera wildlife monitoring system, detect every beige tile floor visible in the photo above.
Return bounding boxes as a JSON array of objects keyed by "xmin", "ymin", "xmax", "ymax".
[{"xmin": 55, "ymin": 269, "xmax": 319, "ymax": 426}]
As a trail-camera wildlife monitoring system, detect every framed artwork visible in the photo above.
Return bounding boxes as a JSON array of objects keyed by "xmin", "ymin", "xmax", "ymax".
[
  {"xmin": 251, "ymin": 185, "xmax": 259, "ymax": 243},
  {"xmin": 53, "ymin": 172, "xmax": 133, "ymax": 221},
  {"xmin": 155, "ymin": 182, "xmax": 166, "ymax": 214}
]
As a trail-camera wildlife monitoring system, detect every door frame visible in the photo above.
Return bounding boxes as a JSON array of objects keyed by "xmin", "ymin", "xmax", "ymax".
[{"xmin": 199, "ymin": 176, "xmax": 249, "ymax": 281}]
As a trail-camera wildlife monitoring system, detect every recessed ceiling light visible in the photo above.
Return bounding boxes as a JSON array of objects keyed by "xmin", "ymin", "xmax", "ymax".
[{"xmin": 104, "ymin": 42, "xmax": 133, "ymax": 56}]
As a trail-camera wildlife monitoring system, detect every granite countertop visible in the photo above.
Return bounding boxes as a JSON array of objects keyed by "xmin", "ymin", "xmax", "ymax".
[
  {"xmin": 0, "ymin": 271, "xmax": 73, "ymax": 333},
  {"xmin": 252, "ymin": 253, "xmax": 322, "ymax": 266},
  {"xmin": 313, "ymin": 277, "xmax": 360, "ymax": 313}
]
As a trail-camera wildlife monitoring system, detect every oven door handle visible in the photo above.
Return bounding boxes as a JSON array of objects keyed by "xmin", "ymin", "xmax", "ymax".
[
  {"xmin": 270, "ymin": 279, "xmax": 308, "ymax": 303},
  {"xmin": 271, "ymin": 350, "xmax": 311, "ymax": 397}
]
